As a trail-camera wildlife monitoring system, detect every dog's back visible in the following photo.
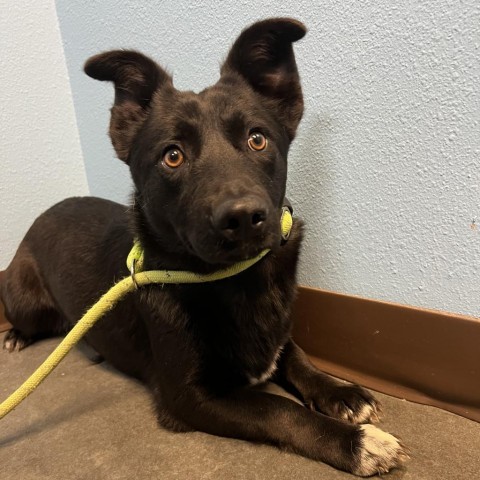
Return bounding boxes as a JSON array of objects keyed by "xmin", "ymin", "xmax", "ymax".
[{"xmin": 2, "ymin": 198, "xmax": 131, "ymax": 348}]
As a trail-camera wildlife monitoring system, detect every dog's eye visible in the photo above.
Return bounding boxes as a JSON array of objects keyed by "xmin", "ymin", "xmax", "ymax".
[
  {"xmin": 248, "ymin": 132, "xmax": 267, "ymax": 151},
  {"xmin": 163, "ymin": 148, "xmax": 185, "ymax": 168}
]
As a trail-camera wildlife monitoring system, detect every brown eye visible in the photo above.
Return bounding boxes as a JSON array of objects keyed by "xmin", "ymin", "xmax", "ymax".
[
  {"xmin": 163, "ymin": 148, "xmax": 184, "ymax": 168},
  {"xmin": 248, "ymin": 132, "xmax": 267, "ymax": 151}
]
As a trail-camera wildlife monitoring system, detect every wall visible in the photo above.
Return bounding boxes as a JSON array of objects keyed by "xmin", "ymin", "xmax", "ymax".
[
  {"xmin": 0, "ymin": 0, "xmax": 89, "ymax": 268},
  {"xmin": 56, "ymin": 0, "xmax": 479, "ymax": 318}
]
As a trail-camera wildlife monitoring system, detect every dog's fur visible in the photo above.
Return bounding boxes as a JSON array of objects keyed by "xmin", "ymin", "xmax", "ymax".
[{"xmin": 1, "ymin": 19, "xmax": 408, "ymax": 476}]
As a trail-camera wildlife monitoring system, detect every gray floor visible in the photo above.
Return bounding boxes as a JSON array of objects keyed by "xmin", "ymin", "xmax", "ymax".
[{"xmin": 1, "ymin": 333, "xmax": 479, "ymax": 480}]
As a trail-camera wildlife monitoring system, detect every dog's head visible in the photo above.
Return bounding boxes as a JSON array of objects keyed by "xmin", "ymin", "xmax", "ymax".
[{"xmin": 85, "ymin": 18, "xmax": 306, "ymax": 265}]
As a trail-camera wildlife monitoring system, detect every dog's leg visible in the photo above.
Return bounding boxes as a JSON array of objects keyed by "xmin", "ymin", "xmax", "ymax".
[
  {"xmin": 171, "ymin": 387, "xmax": 407, "ymax": 476},
  {"xmin": 2, "ymin": 245, "xmax": 65, "ymax": 352},
  {"xmin": 275, "ymin": 340, "xmax": 382, "ymax": 425}
]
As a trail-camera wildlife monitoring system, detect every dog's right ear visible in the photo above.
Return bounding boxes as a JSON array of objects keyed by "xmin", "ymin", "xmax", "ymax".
[
  {"xmin": 221, "ymin": 18, "xmax": 306, "ymax": 141},
  {"xmin": 84, "ymin": 50, "xmax": 172, "ymax": 163}
]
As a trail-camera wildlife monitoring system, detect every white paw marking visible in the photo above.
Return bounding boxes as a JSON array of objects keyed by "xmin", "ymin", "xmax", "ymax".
[
  {"xmin": 354, "ymin": 424, "xmax": 409, "ymax": 477},
  {"xmin": 3, "ymin": 338, "xmax": 15, "ymax": 351},
  {"xmin": 3, "ymin": 338, "xmax": 20, "ymax": 352}
]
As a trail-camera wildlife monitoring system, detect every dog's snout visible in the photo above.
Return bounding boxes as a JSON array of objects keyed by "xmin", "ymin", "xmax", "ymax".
[{"xmin": 213, "ymin": 198, "xmax": 268, "ymax": 241}]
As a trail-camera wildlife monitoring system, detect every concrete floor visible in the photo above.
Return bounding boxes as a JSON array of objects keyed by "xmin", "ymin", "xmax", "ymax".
[{"xmin": 1, "ymin": 333, "xmax": 479, "ymax": 480}]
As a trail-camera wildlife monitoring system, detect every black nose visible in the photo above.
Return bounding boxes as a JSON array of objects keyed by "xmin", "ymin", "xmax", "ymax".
[{"xmin": 213, "ymin": 198, "xmax": 268, "ymax": 241}]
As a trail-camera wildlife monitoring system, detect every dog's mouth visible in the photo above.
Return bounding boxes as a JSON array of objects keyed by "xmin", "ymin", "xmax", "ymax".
[
  {"xmin": 182, "ymin": 230, "xmax": 280, "ymax": 266},
  {"xmin": 217, "ymin": 237, "xmax": 276, "ymax": 262}
]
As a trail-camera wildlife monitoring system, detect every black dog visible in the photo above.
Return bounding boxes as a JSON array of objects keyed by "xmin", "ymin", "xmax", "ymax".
[{"xmin": 1, "ymin": 18, "xmax": 407, "ymax": 476}]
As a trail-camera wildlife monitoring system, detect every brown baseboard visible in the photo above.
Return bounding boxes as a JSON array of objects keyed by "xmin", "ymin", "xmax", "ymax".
[{"xmin": 291, "ymin": 286, "xmax": 480, "ymax": 423}]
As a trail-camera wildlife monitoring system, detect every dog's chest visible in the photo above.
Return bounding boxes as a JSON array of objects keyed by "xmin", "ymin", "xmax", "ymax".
[
  {"xmin": 213, "ymin": 321, "xmax": 288, "ymax": 388},
  {"xmin": 188, "ymin": 284, "xmax": 292, "ymax": 388},
  {"xmin": 247, "ymin": 346, "xmax": 283, "ymax": 385},
  {"xmin": 160, "ymin": 243, "xmax": 301, "ymax": 391}
]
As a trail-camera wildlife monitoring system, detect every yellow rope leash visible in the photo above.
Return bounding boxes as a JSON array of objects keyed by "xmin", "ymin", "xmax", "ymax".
[{"xmin": 0, "ymin": 208, "xmax": 292, "ymax": 420}]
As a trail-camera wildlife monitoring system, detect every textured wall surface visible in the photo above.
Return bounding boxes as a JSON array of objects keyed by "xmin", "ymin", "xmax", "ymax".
[
  {"xmin": 0, "ymin": 1, "xmax": 89, "ymax": 268},
  {"xmin": 56, "ymin": 0, "xmax": 479, "ymax": 317}
]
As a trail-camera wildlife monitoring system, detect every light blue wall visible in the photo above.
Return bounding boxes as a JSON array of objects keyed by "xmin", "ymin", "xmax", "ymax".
[
  {"xmin": 56, "ymin": 0, "xmax": 480, "ymax": 318},
  {"xmin": 0, "ymin": 0, "xmax": 89, "ymax": 268}
]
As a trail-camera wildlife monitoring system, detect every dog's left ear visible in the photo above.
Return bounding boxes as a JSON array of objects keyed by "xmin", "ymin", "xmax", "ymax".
[
  {"xmin": 84, "ymin": 50, "xmax": 172, "ymax": 163},
  {"xmin": 221, "ymin": 18, "xmax": 306, "ymax": 140}
]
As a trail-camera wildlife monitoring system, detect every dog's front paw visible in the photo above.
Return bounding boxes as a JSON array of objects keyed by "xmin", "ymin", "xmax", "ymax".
[
  {"xmin": 309, "ymin": 384, "xmax": 381, "ymax": 424},
  {"xmin": 3, "ymin": 329, "xmax": 33, "ymax": 352},
  {"xmin": 352, "ymin": 424, "xmax": 409, "ymax": 477}
]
